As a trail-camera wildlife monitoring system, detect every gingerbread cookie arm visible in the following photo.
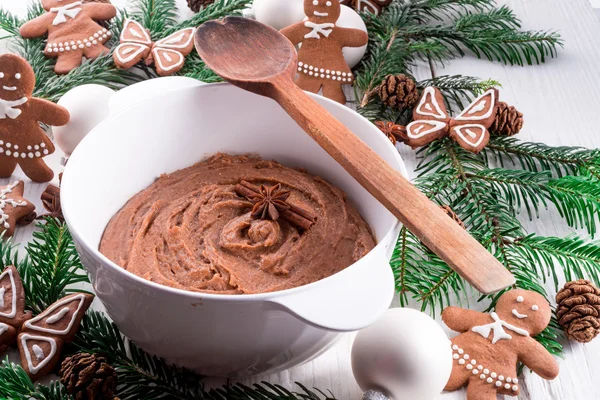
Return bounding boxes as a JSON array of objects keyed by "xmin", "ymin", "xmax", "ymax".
[
  {"xmin": 281, "ymin": 23, "xmax": 309, "ymax": 46},
  {"xmin": 518, "ymin": 339, "xmax": 560, "ymax": 380},
  {"xmin": 83, "ymin": 2, "xmax": 117, "ymax": 21},
  {"xmin": 442, "ymin": 306, "xmax": 489, "ymax": 332},
  {"xmin": 19, "ymin": 14, "xmax": 54, "ymax": 38},
  {"xmin": 335, "ymin": 27, "xmax": 368, "ymax": 48},
  {"xmin": 28, "ymin": 98, "xmax": 70, "ymax": 127}
]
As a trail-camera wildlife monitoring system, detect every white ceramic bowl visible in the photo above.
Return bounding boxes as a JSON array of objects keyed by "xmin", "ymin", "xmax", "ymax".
[{"xmin": 61, "ymin": 82, "xmax": 407, "ymax": 377}]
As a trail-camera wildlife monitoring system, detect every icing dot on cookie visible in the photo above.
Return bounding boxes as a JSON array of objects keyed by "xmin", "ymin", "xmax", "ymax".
[
  {"xmin": 35, "ymin": 151, "xmax": 41, "ymax": 157},
  {"xmin": 466, "ymin": 364, "xmax": 473, "ymax": 370},
  {"xmin": 532, "ymin": 305, "xmax": 539, "ymax": 311},
  {"xmin": 480, "ymin": 374, "xmax": 485, "ymax": 379},
  {"xmin": 0, "ymin": 148, "xmax": 3, "ymax": 153},
  {"xmin": 495, "ymin": 381, "xmax": 502, "ymax": 387},
  {"xmin": 28, "ymin": 153, "xmax": 33, "ymax": 158},
  {"xmin": 20, "ymin": 153, "xmax": 25, "ymax": 158},
  {"xmin": 320, "ymin": 74, "xmax": 324, "ymax": 78},
  {"xmin": 309, "ymin": 66, "xmax": 314, "ymax": 70},
  {"xmin": 487, "ymin": 378, "xmax": 493, "ymax": 383},
  {"xmin": 6, "ymin": 143, "xmax": 11, "ymax": 148},
  {"xmin": 470, "ymin": 360, "xmax": 476, "ymax": 365},
  {"xmin": 513, "ymin": 378, "xmax": 518, "ymax": 384},
  {"xmin": 27, "ymin": 146, "xmax": 31, "ymax": 150},
  {"xmin": 0, "ymin": 72, "xmax": 4, "ymax": 78},
  {"xmin": 313, "ymin": 0, "xmax": 318, "ymax": 4},
  {"xmin": 34, "ymin": 145, "xmax": 39, "ymax": 150},
  {"xmin": 452, "ymin": 345, "xmax": 458, "ymax": 350},
  {"xmin": 477, "ymin": 365, "xmax": 483, "ymax": 370},
  {"xmin": 505, "ymin": 384, "xmax": 511, "ymax": 390},
  {"xmin": 517, "ymin": 296, "xmax": 524, "ymax": 303},
  {"xmin": 15, "ymin": 73, "xmax": 21, "ymax": 80},
  {"xmin": 498, "ymin": 375, "xmax": 504, "ymax": 381},
  {"xmin": 5, "ymin": 150, "xmax": 10, "ymax": 156},
  {"xmin": 453, "ymin": 354, "xmax": 459, "ymax": 360},
  {"xmin": 12, "ymin": 152, "xmax": 18, "ymax": 158},
  {"xmin": 43, "ymin": 149, "xmax": 49, "ymax": 155},
  {"xmin": 491, "ymin": 372, "xmax": 497, "ymax": 378},
  {"xmin": 13, "ymin": 145, "xmax": 18, "ymax": 149},
  {"xmin": 298, "ymin": 62, "xmax": 303, "ymax": 67},
  {"xmin": 326, "ymin": 1, "xmax": 332, "ymax": 5},
  {"xmin": 463, "ymin": 354, "xmax": 469, "ymax": 360},
  {"xmin": 458, "ymin": 359, "xmax": 465, "ymax": 365},
  {"xmin": 512, "ymin": 385, "xmax": 518, "ymax": 391},
  {"xmin": 458, "ymin": 349, "xmax": 464, "ymax": 354},
  {"xmin": 472, "ymin": 370, "xmax": 478, "ymax": 375},
  {"xmin": 506, "ymin": 377, "xmax": 512, "ymax": 383},
  {"xmin": 41, "ymin": 143, "xmax": 45, "ymax": 148}
]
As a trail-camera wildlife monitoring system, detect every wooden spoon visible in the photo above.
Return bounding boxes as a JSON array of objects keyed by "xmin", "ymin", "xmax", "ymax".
[{"xmin": 194, "ymin": 17, "xmax": 515, "ymax": 294}]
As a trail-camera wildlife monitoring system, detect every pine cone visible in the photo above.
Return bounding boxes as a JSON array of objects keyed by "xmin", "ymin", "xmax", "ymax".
[
  {"xmin": 377, "ymin": 74, "xmax": 419, "ymax": 110},
  {"xmin": 59, "ymin": 353, "xmax": 119, "ymax": 400},
  {"xmin": 187, "ymin": 0, "xmax": 215, "ymax": 13},
  {"xmin": 490, "ymin": 102, "xmax": 524, "ymax": 136},
  {"xmin": 556, "ymin": 280, "xmax": 600, "ymax": 343}
]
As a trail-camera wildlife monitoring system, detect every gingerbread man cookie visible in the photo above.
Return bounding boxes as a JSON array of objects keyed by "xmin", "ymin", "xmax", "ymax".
[
  {"xmin": 0, "ymin": 266, "xmax": 33, "ymax": 353},
  {"xmin": 442, "ymin": 289, "xmax": 559, "ymax": 399},
  {"xmin": 20, "ymin": 0, "xmax": 116, "ymax": 74},
  {"xmin": 281, "ymin": 0, "xmax": 368, "ymax": 104},
  {"xmin": 0, "ymin": 181, "xmax": 36, "ymax": 238},
  {"xmin": 0, "ymin": 54, "xmax": 70, "ymax": 183}
]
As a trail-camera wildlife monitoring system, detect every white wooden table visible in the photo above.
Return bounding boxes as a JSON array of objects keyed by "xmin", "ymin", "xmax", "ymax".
[{"xmin": 1, "ymin": 0, "xmax": 600, "ymax": 399}]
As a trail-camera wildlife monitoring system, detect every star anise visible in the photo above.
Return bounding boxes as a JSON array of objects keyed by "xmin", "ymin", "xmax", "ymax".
[
  {"xmin": 234, "ymin": 181, "xmax": 317, "ymax": 230},
  {"xmin": 375, "ymin": 120, "xmax": 408, "ymax": 145},
  {"xmin": 247, "ymin": 183, "xmax": 291, "ymax": 221}
]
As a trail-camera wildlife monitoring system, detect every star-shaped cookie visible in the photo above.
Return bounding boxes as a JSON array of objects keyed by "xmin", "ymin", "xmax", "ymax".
[{"xmin": 0, "ymin": 181, "xmax": 35, "ymax": 237}]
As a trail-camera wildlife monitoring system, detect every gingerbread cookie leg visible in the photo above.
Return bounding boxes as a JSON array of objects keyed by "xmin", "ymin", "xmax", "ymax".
[
  {"xmin": 54, "ymin": 51, "xmax": 84, "ymax": 75},
  {"xmin": 444, "ymin": 361, "xmax": 470, "ymax": 391},
  {"xmin": 0, "ymin": 156, "xmax": 18, "ymax": 178},
  {"xmin": 296, "ymin": 74, "xmax": 322, "ymax": 94},
  {"xmin": 322, "ymin": 81, "xmax": 346, "ymax": 104},
  {"xmin": 83, "ymin": 44, "xmax": 110, "ymax": 60},
  {"xmin": 466, "ymin": 379, "xmax": 498, "ymax": 400},
  {"xmin": 18, "ymin": 159, "xmax": 54, "ymax": 183}
]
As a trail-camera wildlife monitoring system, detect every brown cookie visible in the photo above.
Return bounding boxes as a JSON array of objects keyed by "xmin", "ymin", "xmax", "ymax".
[
  {"xmin": 0, "ymin": 55, "xmax": 70, "ymax": 182},
  {"xmin": 442, "ymin": 289, "xmax": 559, "ymax": 400},
  {"xmin": 281, "ymin": 0, "xmax": 368, "ymax": 104},
  {"xmin": 20, "ymin": 0, "xmax": 116, "ymax": 74},
  {"xmin": 19, "ymin": 292, "xmax": 94, "ymax": 381},
  {"xmin": 340, "ymin": 0, "xmax": 392, "ymax": 15},
  {"xmin": 0, "ymin": 181, "xmax": 36, "ymax": 238},
  {"xmin": 0, "ymin": 265, "xmax": 33, "ymax": 352}
]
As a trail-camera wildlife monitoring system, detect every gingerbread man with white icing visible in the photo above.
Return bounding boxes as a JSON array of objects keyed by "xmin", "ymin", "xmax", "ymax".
[
  {"xmin": 20, "ymin": 0, "xmax": 116, "ymax": 74},
  {"xmin": 442, "ymin": 289, "xmax": 559, "ymax": 399},
  {"xmin": 281, "ymin": 0, "xmax": 368, "ymax": 104},
  {"xmin": 0, "ymin": 54, "xmax": 69, "ymax": 183}
]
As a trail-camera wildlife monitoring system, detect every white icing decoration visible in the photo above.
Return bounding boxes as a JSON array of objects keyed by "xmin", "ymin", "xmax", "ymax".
[
  {"xmin": 468, "ymin": 100, "xmax": 486, "ymax": 115},
  {"xmin": 406, "ymin": 120, "xmax": 447, "ymax": 139},
  {"xmin": 512, "ymin": 309, "xmax": 528, "ymax": 319},
  {"xmin": 115, "ymin": 43, "xmax": 150, "ymax": 64},
  {"xmin": 50, "ymin": 1, "xmax": 82, "ymax": 26},
  {"xmin": 0, "ymin": 322, "xmax": 8, "ymax": 335},
  {"xmin": 20, "ymin": 334, "xmax": 57, "ymax": 375},
  {"xmin": 513, "ymin": 385, "xmax": 518, "ymax": 391},
  {"xmin": 47, "ymin": 306, "xmax": 70, "ymax": 324},
  {"xmin": 14, "ymin": 73, "xmax": 21, "ymax": 80},
  {"xmin": 458, "ymin": 359, "xmax": 465, "ymax": 365},
  {"xmin": 32, "ymin": 344, "xmax": 44, "ymax": 360},
  {"xmin": 120, "ymin": 19, "xmax": 152, "ymax": 45},
  {"xmin": 163, "ymin": 52, "xmax": 173, "ymax": 62},
  {"xmin": 451, "ymin": 124, "xmax": 487, "ymax": 148},
  {"xmin": 480, "ymin": 374, "xmax": 485, "ymax": 379},
  {"xmin": 491, "ymin": 372, "xmax": 497, "ymax": 378},
  {"xmin": 495, "ymin": 381, "xmax": 502, "ymax": 387},
  {"xmin": 0, "ymin": 97, "xmax": 28, "ymax": 120},
  {"xmin": 471, "ymin": 312, "xmax": 530, "ymax": 344},
  {"xmin": 487, "ymin": 378, "xmax": 493, "ymax": 383},
  {"xmin": 314, "ymin": 11, "xmax": 329, "ymax": 16},
  {"xmin": 517, "ymin": 296, "xmax": 524, "ymax": 303},
  {"xmin": 2, "ymin": 86, "xmax": 17, "ymax": 91},
  {"xmin": 499, "ymin": 376, "xmax": 504, "ymax": 381},
  {"xmin": 416, "ymin": 87, "xmax": 447, "ymax": 119},
  {"xmin": 532, "ymin": 305, "xmax": 539, "ymax": 311},
  {"xmin": 0, "ymin": 183, "xmax": 29, "ymax": 232},
  {"xmin": 24, "ymin": 294, "xmax": 87, "ymax": 336},
  {"xmin": 0, "ymin": 287, "xmax": 4, "ymax": 307},
  {"xmin": 130, "ymin": 28, "xmax": 142, "ymax": 38},
  {"xmin": 464, "ymin": 354, "xmax": 470, "ymax": 360},
  {"xmin": 304, "ymin": 21, "xmax": 335, "ymax": 39},
  {"xmin": 455, "ymin": 89, "xmax": 496, "ymax": 121},
  {"xmin": 466, "ymin": 364, "xmax": 473, "ymax": 370},
  {"xmin": 152, "ymin": 48, "xmax": 184, "ymax": 72},
  {"xmin": 505, "ymin": 384, "xmax": 511, "ymax": 389},
  {"xmin": 506, "ymin": 377, "xmax": 512, "ymax": 383},
  {"xmin": 453, "ymin": 354, "xmax": 459, "ymax": 359}
]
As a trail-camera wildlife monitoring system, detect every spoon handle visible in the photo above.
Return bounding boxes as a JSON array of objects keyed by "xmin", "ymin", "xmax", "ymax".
[{"xmin": 271, "ymin": 78, "xmax": 515, "ymax": 294}]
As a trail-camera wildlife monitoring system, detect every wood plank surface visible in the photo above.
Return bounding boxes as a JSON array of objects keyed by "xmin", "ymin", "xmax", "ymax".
[{"xmin": 1, "ymin": 0, "xmax": 599, "ymax": 399}]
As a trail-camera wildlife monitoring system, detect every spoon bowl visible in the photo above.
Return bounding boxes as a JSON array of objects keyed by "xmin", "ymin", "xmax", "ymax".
[{"xmin": 195, "ymin": 17, "xmax": 297, "ymax": 89}]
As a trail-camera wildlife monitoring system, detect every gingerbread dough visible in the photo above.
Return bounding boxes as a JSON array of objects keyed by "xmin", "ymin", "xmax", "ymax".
[
  {"xmin": 0, "ymin": 55, "xmax": 69, "ymax": 183},
  {"xmin": 20, "ymin": 0, "xmax": 116, "ymax": 75},
  {"xmin": 281, "ymin": 0, "xmax": 368, "ymax": 104},
  {"xmin": 442, "ymin": 289, "xmax": 559, "ymax": 399},
  {"xmin": 100, "ymin": 154, "xmax": 376, "ymax": 294}
]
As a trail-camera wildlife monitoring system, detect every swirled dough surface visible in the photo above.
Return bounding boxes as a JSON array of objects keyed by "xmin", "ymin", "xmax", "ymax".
[{"xmin": 100, "ymin": 154, "xmax": 375, "ymax": 294}]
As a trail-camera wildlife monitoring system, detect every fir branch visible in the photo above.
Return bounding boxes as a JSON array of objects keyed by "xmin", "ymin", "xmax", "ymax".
[
  {"xmin": 165, "ymin": 0, "xmax": 250, "ymax": 35},
  {"xmin": 131, "ymin": 0, "xmax": 178, "ymax": 37},
  {"xmin": 0, "ymin": 360, "xmax": 73, "ymax": 400},
  {"xmin": 418, "ymin": 74, "xmax": 500, "ymax": 110},
  {"xmin": 16, "ymin": 219, "xmax": 90, "ymax": 315},
  {"xmin": 483, "ymin": 136, "xmax": 600, "ymax": 178}
]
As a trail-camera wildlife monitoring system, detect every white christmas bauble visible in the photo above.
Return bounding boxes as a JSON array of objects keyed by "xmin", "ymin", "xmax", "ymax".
[
  {"xmin": 337, "ymin": 5, "xmax": 368, "ymax": 68},
  {"xmin": 253, "ymin": 0, "xmax": 306, "ymax": 31},
  {"xmin": 54, "ymin": 84, "xmax": 114, "ymax": 156},
  {"xmin": 351, "ymin": 308, "xmax": 453, "ymax": 400}
]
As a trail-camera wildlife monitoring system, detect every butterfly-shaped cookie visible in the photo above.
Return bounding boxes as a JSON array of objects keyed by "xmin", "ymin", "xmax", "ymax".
[
  {"xmin": 340, "ymin": 0, "xmax": 393, "ymax": 15},
  {"xmin": 0, "ymin": 266, "xmax": 32, "ymax": 353},
  {"xmin": 114, "ymin": 19, "xmax": 195, "ymax": 76},
  {"xmin": 404, "ymin": 87, "xmax": 499, "ymax": 153},
  {"xmin": 17, "ymin": 292, "xmax": 94, "ymax": 381}
]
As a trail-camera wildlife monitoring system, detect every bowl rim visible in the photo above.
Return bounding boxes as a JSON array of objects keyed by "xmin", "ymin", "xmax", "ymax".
[{"xmin": 63, "ymin": 82, "xmax": 407, "ymax": 303}]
